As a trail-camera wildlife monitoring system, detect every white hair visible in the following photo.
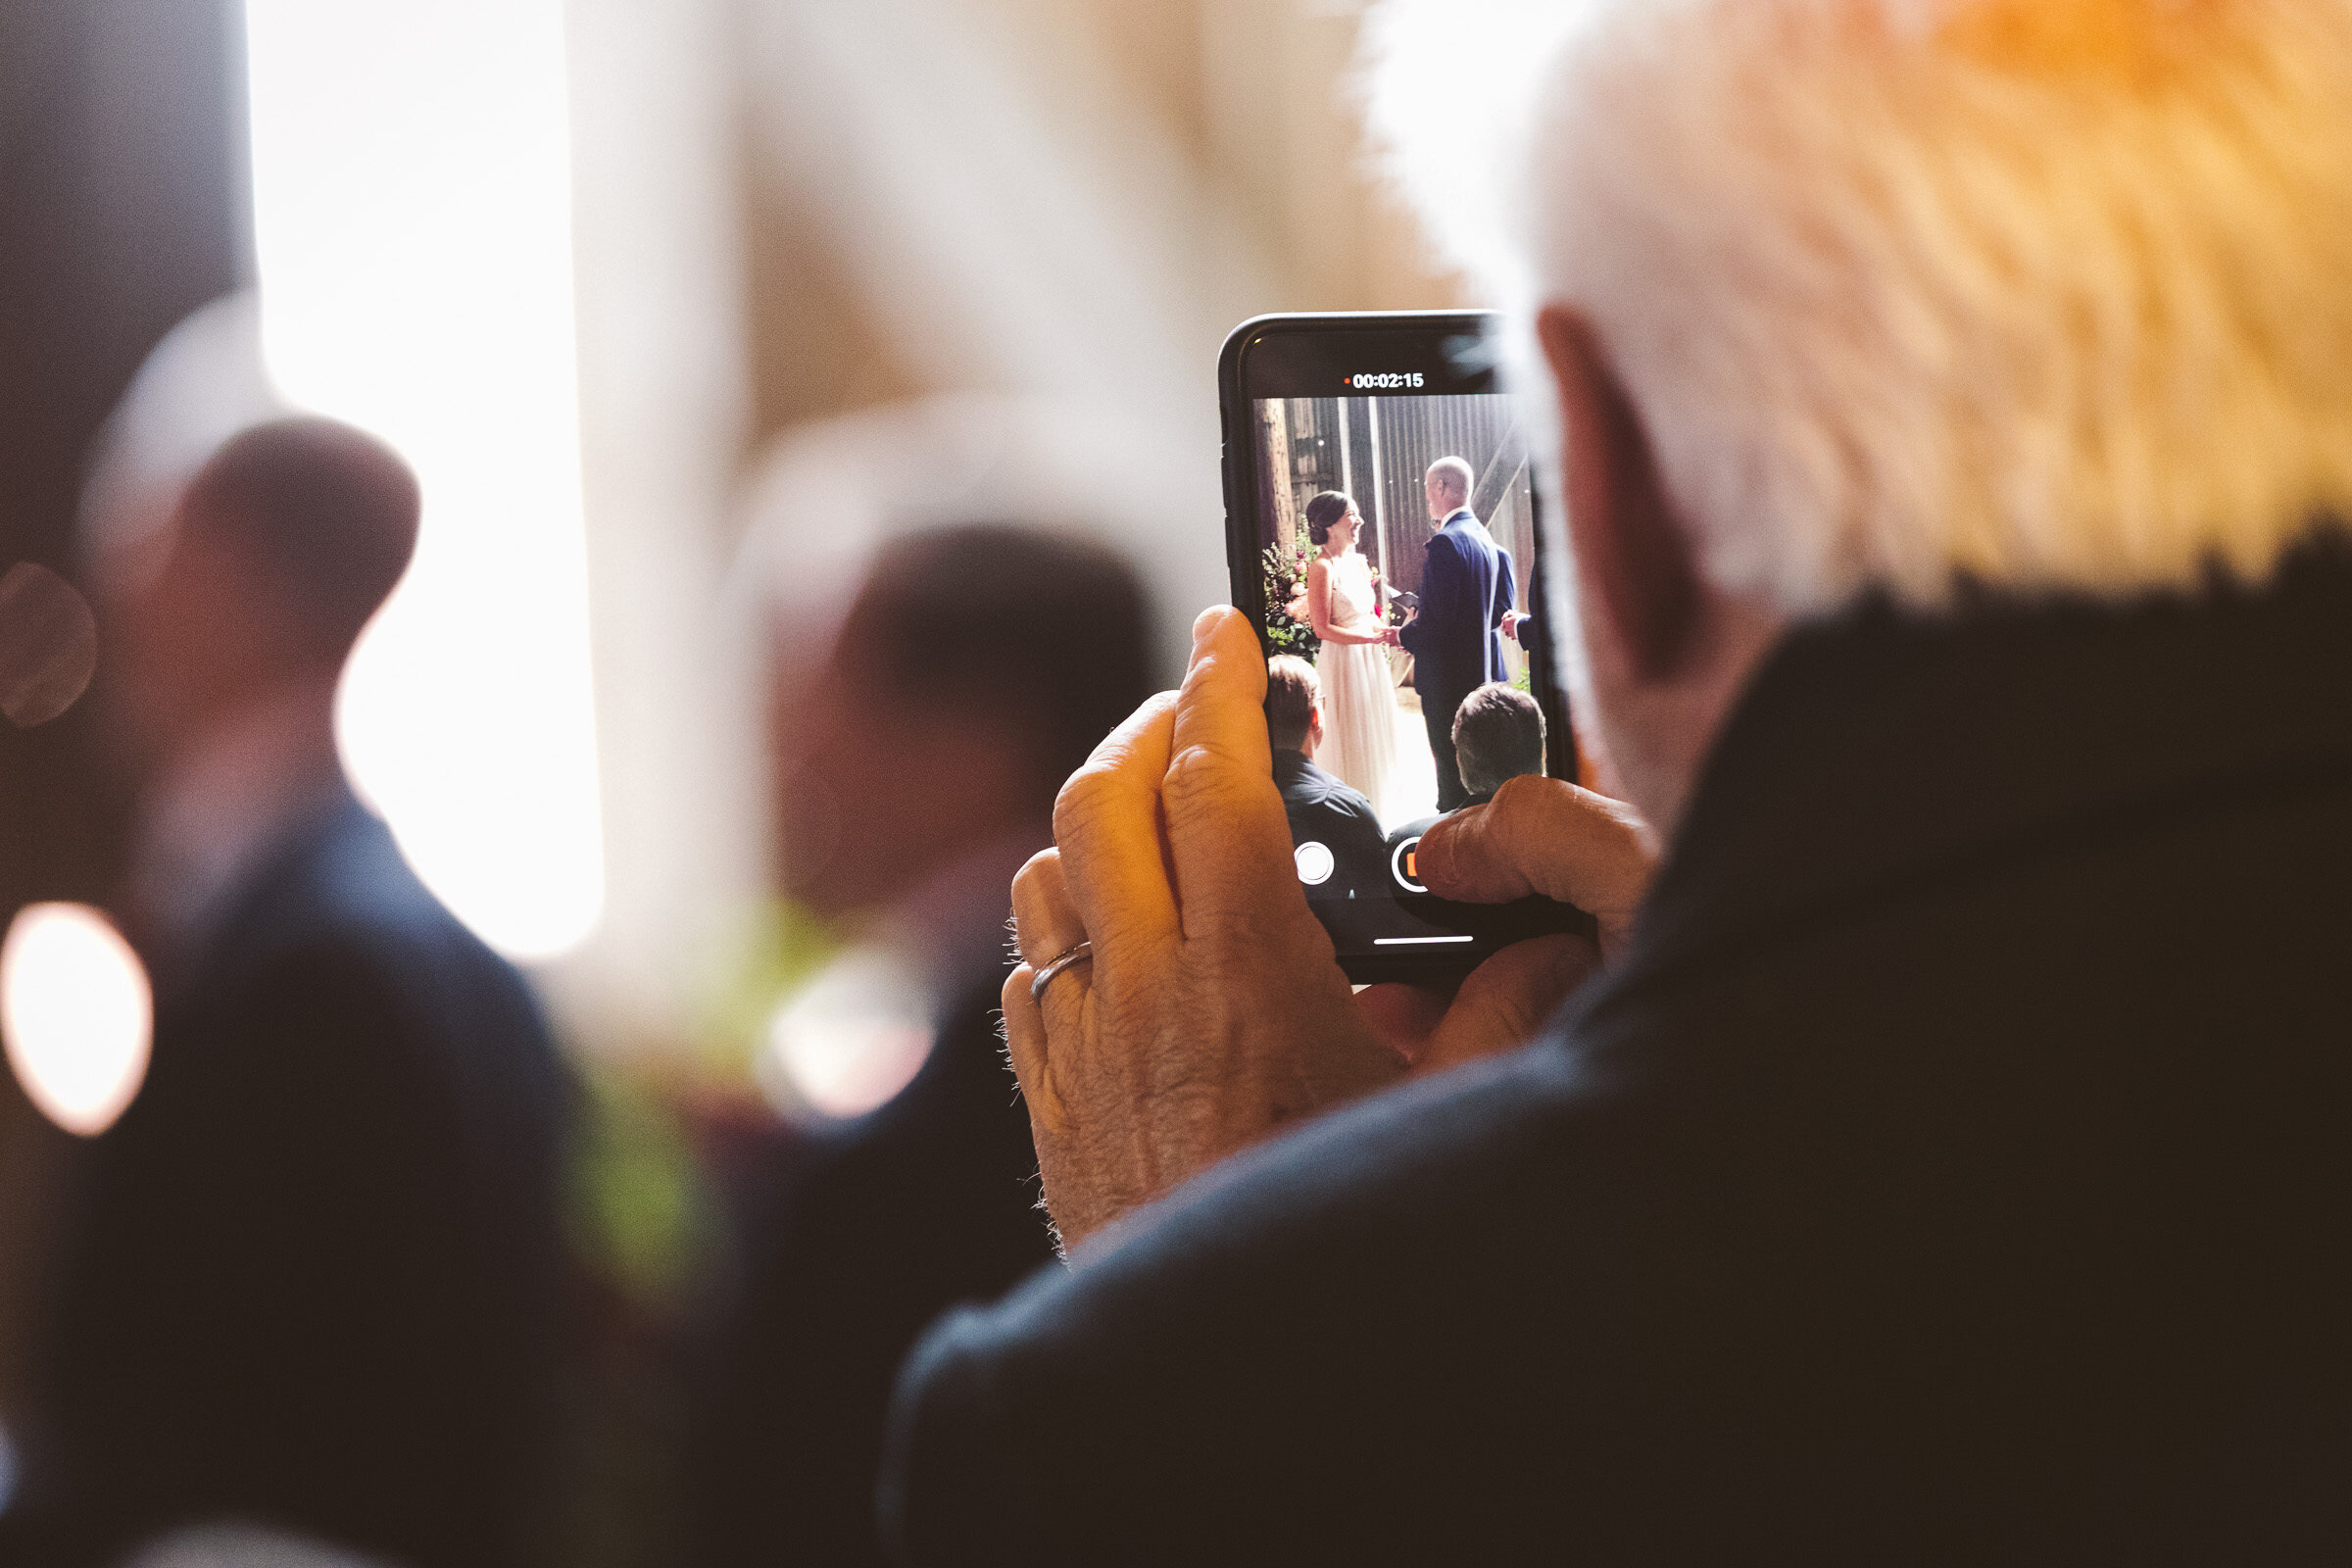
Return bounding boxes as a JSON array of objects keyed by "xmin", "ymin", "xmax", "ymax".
[{"xmin": 1364, "ymin": 0, "xmax": 2352, "ymax": 613}]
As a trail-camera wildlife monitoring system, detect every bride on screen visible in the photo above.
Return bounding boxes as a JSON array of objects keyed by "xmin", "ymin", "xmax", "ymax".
[{"xmin": 1303, "ymin": 490, "xmax": 1401, "ymax": 821}]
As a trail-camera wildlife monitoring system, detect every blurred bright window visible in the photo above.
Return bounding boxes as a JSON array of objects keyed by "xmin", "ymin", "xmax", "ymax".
[
  {"xmin": 0, "ymin": 904, "xmax": 152, "ymax": 1138},
  {"xmin": 243, "ymin": 0, "xmax": 605, "ymax": 959}
]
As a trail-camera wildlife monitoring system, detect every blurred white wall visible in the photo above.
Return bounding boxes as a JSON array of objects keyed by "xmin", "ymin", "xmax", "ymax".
[{"xmin": 545, "ymin": 0, "xmax": 755, "ymax": 1047}]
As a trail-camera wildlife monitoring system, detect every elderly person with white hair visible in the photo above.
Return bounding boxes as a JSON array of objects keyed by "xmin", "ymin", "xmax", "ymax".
[{"xmin": 882, "ymin": 0, "xmax": 2352, "ymax": 1560}]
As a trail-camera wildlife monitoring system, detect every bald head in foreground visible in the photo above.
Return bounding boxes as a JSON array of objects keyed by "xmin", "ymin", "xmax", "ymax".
[
  {"xmin": 885, "ymin": 1, "xmax": 2352, "ymax": 1561},
  {"xmin": 12, "ymin": 411, "xmax": 569, "ymax": 1568}
]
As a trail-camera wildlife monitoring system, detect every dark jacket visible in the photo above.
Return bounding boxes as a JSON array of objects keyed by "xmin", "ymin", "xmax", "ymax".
[
  {"xmin": 881, "ymin": 538, "xmax": 2352, "ymax": 1563},
  {"xmin": 692, "ymin": 970, "xmax": 1052, "ymax": 1568},
  {"xmin": 15, "ymin": 793, "xmax": 569, "ymax": 1568},
  {"xmin": 1272, "ymin": 750, "xmax": 1391, "ymax": 900},
  {"xmin": 1396, "ymin": 510, "xmax": 1514, "ymax": 715}
]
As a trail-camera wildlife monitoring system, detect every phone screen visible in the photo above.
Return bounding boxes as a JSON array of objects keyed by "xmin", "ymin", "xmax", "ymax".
[{"xmin": 1221, "ymin": 313, "xmax": 1592, "ymax": 981}]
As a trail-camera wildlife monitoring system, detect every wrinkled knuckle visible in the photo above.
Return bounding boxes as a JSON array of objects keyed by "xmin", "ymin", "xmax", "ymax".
[
  {"xmin": 1162, "ymin": 743, "xmax": 1258, "ymax": 818},
  {"xmin": 1054, "ymin": 764, "xmax": 1124, "ymax": 841},
  {"xmin": 1488, "ymin": 775, "xmax": 1544, "ymax": 840},
  {"xmin": 1009, "ymin": 848, "xmax": 1061, "ymax": 907},
  {"xmin": 1001, "ymin": 966, "xmax": 1036, "ymax": 1020}
]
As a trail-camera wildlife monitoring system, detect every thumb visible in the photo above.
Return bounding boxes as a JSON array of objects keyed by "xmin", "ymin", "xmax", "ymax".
[{"xmin": 1415, "ymin": 775, "xmax": 1657, "ymax": 956}]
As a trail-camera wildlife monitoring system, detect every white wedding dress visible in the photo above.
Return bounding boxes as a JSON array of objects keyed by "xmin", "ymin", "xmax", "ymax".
[{"xmin": 1314, "ymin": 551, "xmax": 1402, "ymax": 824}]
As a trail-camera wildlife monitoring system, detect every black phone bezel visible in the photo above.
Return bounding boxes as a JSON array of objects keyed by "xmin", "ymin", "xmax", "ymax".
[{"xmin": 1218, "ymin": 311, "xmax": 1592, "ymax": 982}]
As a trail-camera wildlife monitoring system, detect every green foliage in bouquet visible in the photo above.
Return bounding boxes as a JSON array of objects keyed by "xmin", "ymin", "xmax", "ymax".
[{"xmin": 1260, "ymin": 541, "xmax": 1320, "ymax": 661}]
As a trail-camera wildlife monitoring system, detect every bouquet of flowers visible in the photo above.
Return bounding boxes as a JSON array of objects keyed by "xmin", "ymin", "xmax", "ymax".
[{"xmin": 1260, "ymin": 541, "xmax": 1320, "ymax": 661}]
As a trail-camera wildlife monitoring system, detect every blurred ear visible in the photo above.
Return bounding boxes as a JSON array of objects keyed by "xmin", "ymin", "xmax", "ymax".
[{"xmin": 1536, "ymin": 306, "xmax": 1703, "ymax": 681}]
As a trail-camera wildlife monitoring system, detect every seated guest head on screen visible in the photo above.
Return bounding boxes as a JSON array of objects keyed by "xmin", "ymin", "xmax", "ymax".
[
  {"xmin": 1450, "ymin": 682, "xmax": 1544, "ymax": 805},
  {"xmin": 1263, "ymin": 655, "xmax": 1324, "ymax": 760}
]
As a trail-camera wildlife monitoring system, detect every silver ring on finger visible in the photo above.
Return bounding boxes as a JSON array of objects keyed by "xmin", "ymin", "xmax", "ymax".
[{"xmin": 1029, "ymin": 940, "xmax": 1094, "ymax": 1003}]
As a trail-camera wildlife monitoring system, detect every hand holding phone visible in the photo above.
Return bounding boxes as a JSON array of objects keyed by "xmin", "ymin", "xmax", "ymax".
[
  {"xmin": 1001, "ymin": 608, "xmax": 1629, "ymax": 1249},
  {"xmin": 991, "ymin": 311, "xmax": 1651, "ymax": 1243}
]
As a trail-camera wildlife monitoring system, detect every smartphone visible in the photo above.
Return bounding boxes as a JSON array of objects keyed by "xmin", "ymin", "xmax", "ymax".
[{"xmin": 1220, "ymin": 311, "xmax": 1593, "ymax": 982}]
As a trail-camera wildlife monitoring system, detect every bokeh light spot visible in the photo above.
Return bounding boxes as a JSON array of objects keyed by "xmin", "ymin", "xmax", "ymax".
[
  {"xmin": 756, "ymin": 947, "xmax": 934, "ymax": 1122},
  {"xmin": 0, "ymin": 564, "xmax": 98, "ymax": 729},
  {"xmin": 1, "ymin": 904, "xmax": 153, "ymax": 1138}
]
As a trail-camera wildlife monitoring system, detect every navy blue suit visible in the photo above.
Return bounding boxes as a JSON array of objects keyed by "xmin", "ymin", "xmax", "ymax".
[
  {"xmin": 11, "ymin": 791, "xmax": 570, "ymax": 1568},
  {"xmin": 1396, "ymin": 508, "xmax": 1514, "ymax": 809}
]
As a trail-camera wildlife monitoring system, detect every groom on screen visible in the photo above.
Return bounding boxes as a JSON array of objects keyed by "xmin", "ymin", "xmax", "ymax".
[{"xmin": 1393, "ymin": 455, "xmax": 1514, "ymax": 811}]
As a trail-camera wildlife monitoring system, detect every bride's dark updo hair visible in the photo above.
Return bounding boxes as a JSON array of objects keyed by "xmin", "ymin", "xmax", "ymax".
[{"xmin": 1304, "ymin": 491, "xmax": 1355, "ymax": 549}]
